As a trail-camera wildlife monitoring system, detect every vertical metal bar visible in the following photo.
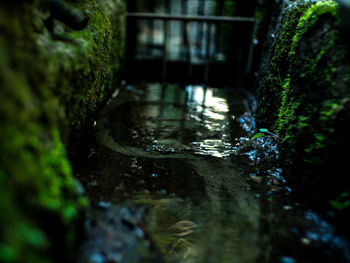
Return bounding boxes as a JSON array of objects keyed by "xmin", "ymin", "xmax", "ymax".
[
  {"xmin": 125, "ymin": 0, "xmax": 137, "ymax": 82},
  {"xmin": 181, "ymin": 0, "xmax": 192, "ymax": 80},
  {"xmin": 163, "ymin": 20, "xmax": 168, "ymax": 83},
  {"xmin": 196, "ymin": 0, "xmax": 205, "ymax": 59},
  {"xmin": 147, "ymin": 21, "xmax": 153, "ymax": 48},
  {"xmin": 181, "ymin": 0, "xmax": 187, "ymax": 58},
  {"xmin": 185, "ymin": 21, "xmax": 192, "ymax": 80},
  {"xmin": 204, "ymin": 23, "xmax": 212, "ymax": 84},
  {"xmin": 145, "ymin": 2, "xmax": 154, "ymax": 51},
  {"xmin": 215, "ymin": 0, "xmax": 224, "ymax": 56},
  {"xmin": 181, "ymin": 0, "xmax": 187, "ymax": 14},
  {"xmin": 162, "ymin": 0, "xmax": 171, "ymax": 83}
]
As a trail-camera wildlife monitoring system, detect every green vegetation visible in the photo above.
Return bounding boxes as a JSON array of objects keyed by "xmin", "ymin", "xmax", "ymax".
[
  {"xmin": 0, "ymin": 0, "xmax": 125, "ymax": 262},
  {"xmin": 41, "ymin": 0, "xmax": 113, "ymax": 132},
  {"xmin": 258, "ymin": 0, "xmax": 350, "ymax": 204}
]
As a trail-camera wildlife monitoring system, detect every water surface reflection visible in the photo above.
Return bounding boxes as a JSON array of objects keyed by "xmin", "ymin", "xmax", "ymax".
[
  {"xmin": 74, "ymin": 83, "xmax": 350, "ymax": 263},
  {"xmin": 107, "ymin": 83, "xmax": 249, "ymax": 158}
]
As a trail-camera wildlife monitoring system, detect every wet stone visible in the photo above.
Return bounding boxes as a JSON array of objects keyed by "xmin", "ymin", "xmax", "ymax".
[{"xmin": 78, "ymin": 203, "xmax": 163, "ymax": 263}]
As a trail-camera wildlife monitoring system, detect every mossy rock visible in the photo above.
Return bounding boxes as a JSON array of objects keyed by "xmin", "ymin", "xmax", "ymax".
[
  {"xmin": 257, "ymin": 1, "xmax": 312, "ymax": 128},
  {"xmin": 0, "ymin": 0, "xmax": 125, "ymax": 262},
  {"xmin": 97, "ymin": 0, "xmax": 126, "ymax": 87},
  {"xmin": 35, "ymin": 0, "xmax": 114, "ymax": 133},
  {"xmin": 258, "ymin": 1, "xmax": 350, "ymax": 205}
]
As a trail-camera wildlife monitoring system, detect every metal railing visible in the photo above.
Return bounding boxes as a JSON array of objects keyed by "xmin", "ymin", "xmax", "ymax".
[
  {"xmin": 126, "ymin": 11, "xmax": 255, "ymax": 84},
  {"xmin": 127, "ymin": 13, "xmax": 254, "ymax": 23}
]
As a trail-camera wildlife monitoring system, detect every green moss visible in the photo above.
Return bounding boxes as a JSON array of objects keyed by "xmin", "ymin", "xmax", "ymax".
[
  {"xmin": 275, "ymin": 0, "xmax": 341, "ymax": 140},
  {"xmin": 0, "ymin": 82, "xmax": 86, "ymax": 263},
  {"xmin": 0, "ymin": 0, "xmax": 125, "ymax": 262},
  {"xmin": 257, "ymin": 2, "xmax": 310, "ymax": 127},
  {"xmin": 288, "ymin": 1, "xmax": 339, "ymax": 77},
  {"xmin": 0, "ymin": 62, "xmax": 87, "ymax": 261},
  {"xmin": 258, "ymin": 0, "xmax": 350, "ymax": 202},
  {"xmin": 292, "ymin": 0, "xmax": 337, "ymax": 43},
  {"xmin": 40, "ymin": 1, "xmax": 113, "ymax": 131}
]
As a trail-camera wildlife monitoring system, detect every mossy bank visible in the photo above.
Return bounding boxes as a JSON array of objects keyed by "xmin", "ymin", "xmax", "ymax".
[
  {"xmin": 0, "ymin": 0, "xmax": 125, "ymax": 262},
  {"xmin": 257, "ymin": 0, "xmax": 350, "ymax": 216}
]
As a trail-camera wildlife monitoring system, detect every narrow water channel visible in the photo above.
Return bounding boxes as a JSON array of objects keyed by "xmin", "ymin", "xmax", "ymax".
[{"xmin": 73, "ymin": 83, "xmax": 350, "ymax": 263}]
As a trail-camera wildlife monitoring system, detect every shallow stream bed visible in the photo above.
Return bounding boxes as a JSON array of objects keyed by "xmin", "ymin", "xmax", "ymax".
[{"xmin": 72, "ymin": 83, "xmax": 350, "ymax": 263}]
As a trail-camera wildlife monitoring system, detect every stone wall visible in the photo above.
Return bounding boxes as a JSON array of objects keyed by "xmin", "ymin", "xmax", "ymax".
[
  {"xmin": 257, "ymin": 0, "xmax": 350, "ymax": 217},
  {"xmin": 0, "ymin": 0, "xmax": 125, "ymax": 262}
]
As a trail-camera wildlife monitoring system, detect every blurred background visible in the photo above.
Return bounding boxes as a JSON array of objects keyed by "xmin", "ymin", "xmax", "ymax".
[{"xmin": 125, "ymin": 0, "xmax": 258, "ymax": 86}]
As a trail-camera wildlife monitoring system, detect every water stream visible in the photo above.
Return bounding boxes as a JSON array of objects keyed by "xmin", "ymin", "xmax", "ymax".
[{"xmin": 73, "ymin": 83, "xmax": 350, "ymax": 263}]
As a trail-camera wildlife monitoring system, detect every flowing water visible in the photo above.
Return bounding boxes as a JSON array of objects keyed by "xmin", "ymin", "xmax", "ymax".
[{"xmin": 73, "ymin": 83, "xmax": 350, "ymax": 263}]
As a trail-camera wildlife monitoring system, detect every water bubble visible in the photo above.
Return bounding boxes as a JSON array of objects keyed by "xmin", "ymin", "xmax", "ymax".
[
  {"xmin": 96, "ymin": 201, "xmax": 111, "ymax": 208},
  {"xmin": 89, "ymin": 251, "xmax": 106, "ymax": 263},
  {"xmin": 285, "ymin": 186, "xmax": 292, "ymax": 192},
  {"xmin": 280, "ymin": 256, "xmax": 296, "ymax": 263},
  {"xmin": 283, "ymin": 205, "xmax": 293, "ymax": 211},
  {"xmin": 301, "ymin": 237, "xmax": 311, "ymax": 245}
]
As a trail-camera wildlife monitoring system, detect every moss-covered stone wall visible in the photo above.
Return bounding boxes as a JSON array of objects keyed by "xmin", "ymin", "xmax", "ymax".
[
  {"xmin": 257, "ymin": 0, "xmax": 350, "ymax": 211},
  {"xmin": 98, "ymin": 0, "xmax": 126, "ymax": 88},
  {"xmin": 0, "ymin": 0, "xmax": 125, "ymax": 262}
]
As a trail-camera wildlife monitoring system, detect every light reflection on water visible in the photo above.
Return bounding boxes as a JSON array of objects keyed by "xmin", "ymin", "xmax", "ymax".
[
  {"xmin": 123, "ymin": 83, "xmax": 242, "ymax": 158},
  {"xmin": 185, "ymin": 85, "xmax": 234, "ymax": 158}
]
